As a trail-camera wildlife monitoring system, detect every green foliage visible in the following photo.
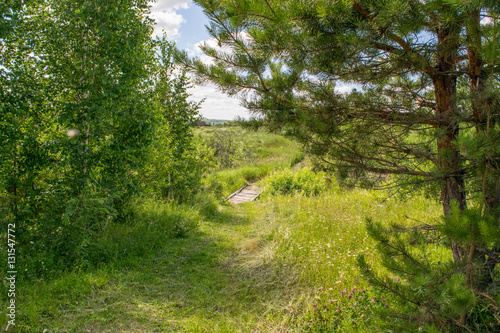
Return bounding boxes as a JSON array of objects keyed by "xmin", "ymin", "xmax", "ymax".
[
  {"xmin": 0, "ymin": 197, "xmax": 201, "ymax": 283},
  {"xmin": 178, "ymin": 1, "xmax": 500, "ymax": 330},
  {"xmin": 265, "ymin": 168, "xmax": 326, "ymax": 196},
  {"xmin": 0, "ymin": 1, "xmax": 203, "ymax": 276},
  {"xmin": 1, "ymin": 125, "xmax": 448, "ymax": 331},
  {"xmin": 197, "ymin": 128, "xmax": 303, "ymax": 199},
  {"xmin": 140, "ymin": 39, "xmax": 205, "ymax": 203},
  {"xmin": 358, "ymin": 208, "xmax": 500, "ymax": 332},
  {"xmin": 203, "ymin": 164, "xmax": 270, "ymax": 200},
  {"xmin": 204, "ymin": 129, "xmax": 252, "ymax": 170}
]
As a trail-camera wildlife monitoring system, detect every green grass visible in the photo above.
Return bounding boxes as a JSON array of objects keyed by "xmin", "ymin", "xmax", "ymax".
[
  {"xmin": 7, "ymin": 202, "xmax": 291, "ymax": 332},
  {"xmin": 5, "ymin": 188, "xmax": 444, "ymax": 332},
  {"xmin": 3, "ymin": 128, "xmax": 448, "ymax": 332}
]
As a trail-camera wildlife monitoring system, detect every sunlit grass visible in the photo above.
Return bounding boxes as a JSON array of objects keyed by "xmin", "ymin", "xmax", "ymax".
[{"xmin": 242, "ymin": 187, "xmax": 445, "ymax": 331}]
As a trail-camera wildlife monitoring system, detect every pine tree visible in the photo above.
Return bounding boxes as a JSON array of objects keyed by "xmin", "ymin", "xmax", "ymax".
[{"xmin": 176, "ymin": 0, "xmax": 500, "ymax": 330}]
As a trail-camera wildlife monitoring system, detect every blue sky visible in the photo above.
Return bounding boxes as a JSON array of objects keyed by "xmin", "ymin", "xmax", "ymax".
[{"xmin": 150, "ymin": 0, "xmax": 249, "ymax": 120}]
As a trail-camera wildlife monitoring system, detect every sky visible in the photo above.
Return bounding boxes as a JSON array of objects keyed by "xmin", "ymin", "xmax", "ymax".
[{"xmin": 149, "ymin": 0, "xmax": 249, "ymax": 120}]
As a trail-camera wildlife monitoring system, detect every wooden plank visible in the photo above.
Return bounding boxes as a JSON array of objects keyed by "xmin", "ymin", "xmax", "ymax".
[
  {"xmin": 226, "ymin": 184, "xmax": 262, "ymax": 204},
  {"xmin": 225, "ymin": 185, "xmax": 247, "ymax": 201}
]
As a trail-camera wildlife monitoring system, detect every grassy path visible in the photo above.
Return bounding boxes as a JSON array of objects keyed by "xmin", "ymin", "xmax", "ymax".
[
  {"xmin": 15, "ymin": 201, "xmax": 296, "ymax": 332},
  {"xmin": 10, "ymin": 184, "xmax": 444, "ymax": 332},
  {"xmin": 7, "ymin": 182, "xmax": 444, "ymax": 332}
]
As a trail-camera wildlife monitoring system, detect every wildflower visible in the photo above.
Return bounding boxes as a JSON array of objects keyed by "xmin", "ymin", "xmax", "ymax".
[
  {"xmin": 312, "ymin": 303, "xmax": 317, "ymax": 307},
  {"xmin": 384, "ymin": 304, "xmax": 389, "ymax": 308},
  {"xmin": 329, "ymin": 299, "xmax": 334, "ymax": 303},
  {"xmin": 382, "ymin": 299, "xmax": 386, "ymax": 302},
  {"xmin": 372, "ymin": 297, "xmax": 377, "ymax": 302}
]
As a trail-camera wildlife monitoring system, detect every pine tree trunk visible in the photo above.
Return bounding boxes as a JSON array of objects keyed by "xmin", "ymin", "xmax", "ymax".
[{"xmin": 433, "ymin": 24, "xmax": 466, "ymax": 263}]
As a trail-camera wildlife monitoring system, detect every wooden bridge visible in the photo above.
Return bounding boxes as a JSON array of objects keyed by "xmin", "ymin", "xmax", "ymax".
[{"xmin": 226, "ymin": 185, "xmax": 262, "ymax": 204}]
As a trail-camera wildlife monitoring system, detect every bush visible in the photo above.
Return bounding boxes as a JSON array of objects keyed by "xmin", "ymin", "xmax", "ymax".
[
  {"xmin": 202, "ymin": 164, "xmax": 272, "ymax": 200},
  {"xmin": 12, "ymin": 198, "xmax": 201, "ymax": 281},
  {"xmin": 13, "ymin": 189, "xmax": 120, "ymax": 279},
  {"xmin": 95, "ymin": 199, "xmax": 201, "ymax": 264},
  {"xmin": 203, "ymin": 129, "xmax": 254, "ymax": 170},
  {"xmin": 265, "ymin": 168, "xmax": 326, "ymax": 196}
]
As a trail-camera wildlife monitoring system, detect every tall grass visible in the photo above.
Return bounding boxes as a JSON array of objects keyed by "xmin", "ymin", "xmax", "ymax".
[
  {"xmin": 0, "ymin": 198, "xmax": 206, "ymax": 331},
  {"xmin": 241, "ymin": 187, "xmax": 445, "ymax": 331}
]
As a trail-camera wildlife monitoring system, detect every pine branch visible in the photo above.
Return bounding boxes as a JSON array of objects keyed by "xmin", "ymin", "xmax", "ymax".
[
  {"xmin": 476, "ymin": 246, "xmax": 500, "ymax": 264},
  {"xmin": 207, "ymin": 8, "xmax": 271, "ymax": 94},
  {"xmin": 342, "ymin": 157, "xmax": 431, "ymax": 176},
  {"xmin": 352, "ymin": 1, "xmax": 436, "ymax": 76},
  {"xmin": 359, "ymin": 256, "xmax": 424, "ymax": 307}
]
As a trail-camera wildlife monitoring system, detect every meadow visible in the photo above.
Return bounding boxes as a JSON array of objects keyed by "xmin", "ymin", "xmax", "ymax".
[{"xmin": 1, "ymin": 127, "xmax": 445, "ymax": 332}]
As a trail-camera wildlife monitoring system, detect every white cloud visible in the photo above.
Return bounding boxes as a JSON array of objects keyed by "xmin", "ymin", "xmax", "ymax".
[
  {"xmin": 185, "ymin": 38, "xmax": 220, "ymax": 65},
  {"xmin": 150, "ymin": 0, "xmax": 192, "ymax": 39},
  {"xmin": 152, "ymin": 0, "xmax": 190, "ymax": 12},
  {"xmin": 480, "ymin": 16, "xmax": 494, "ymax": 26},
  {"xmin": 149, "ymin": 1, "xmax": 249, "ymax": 119},
  {"xmin": 334, "ymin": 85, "xmax": 354, "ymax": 94},
  {"xmin": 188, "ymin": 84, "xmax": 249, "ymax": 120}
]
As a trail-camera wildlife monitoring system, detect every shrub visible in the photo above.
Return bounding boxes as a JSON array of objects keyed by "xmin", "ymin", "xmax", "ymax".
[
  {"xmin": 13, "ymin": 198, "xmax": 201, "ymax": 281},
  {"xmin": 265, "ymin": 168, "xmax": 325, "ymax": 196},
  {"xmin": 203, "ymin": 129, "xmax": 254, "ymax": 170}
]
